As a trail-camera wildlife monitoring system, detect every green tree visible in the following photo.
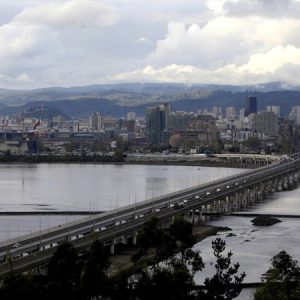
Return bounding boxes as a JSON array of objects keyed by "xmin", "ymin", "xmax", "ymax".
[
  {"xmin": 244, "ymin": 137, "xmax": 261, "ymax": 150},
  {"xmin": 128, "ymin": 217, "xmax": 204, "ymax": 300},
  {"xmin": 80, "ymin": 240, "xmax": 110, "ymax": 299},
  {"xmin": 169, "ymin": 216, "xmax": 196, "ymax": 251},
  {"xmin": 131, "ymin": 247, "xmax": 204, "ymax": 300},
  {"xmin": 254, "ymin": 251, "xmax": 300, "ymax": 300},
  {"xmin": 47, "ymin": 242, "xmax": 80, "ymax": 299},
  {"xmin": 137, "ymin": 217, "xmax": 164, "ymax": 251},
  {"xmin": 1, "ymin": 273, "xmax": 48, "ymax": 300},
  {"xmin": 204, "ymin": 238, "xmax": 246, "ymax": 300}
]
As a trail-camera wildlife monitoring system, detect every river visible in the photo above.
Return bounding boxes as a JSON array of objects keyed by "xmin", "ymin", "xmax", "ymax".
[
  {"xmin": 0, "ymin": 163, "xmax": 245, "ymax": 212},
  {"xmin": 1, "ymin": 163, "xmax": 299, "ymax": 299},
  {"xmin": 194, "ymin": 187, "xmax": 300, "ymax": 299},
  {"xmin": 0, "ymin": 163, "xmax": 244, "ymax": 240}
]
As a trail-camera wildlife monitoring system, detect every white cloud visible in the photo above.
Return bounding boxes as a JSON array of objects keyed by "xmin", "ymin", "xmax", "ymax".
[
  {"xmin": 1, "ymin": 0, "xmax": 300, "ymax": 88},
  {"xmin": 0, "ymin": 0, "xmax": 121, "ymax": 88},
  {"xmin": 0, "ymin": 23, "xmax": 58, "ymax": 59},
  {"xmin": 239, "ymin": 45, "xmax": 300, "ymax": 74},
  {"xmin": 14, "ymin": 0, "xmax": 120, "ymax": 28},
  {"xmin": 223, "ymin": 0, "xmax": 300, "ymax": 18},
  {"xmin": 144, "ymin": 16, "xmax": 300, "ymax": 69},
  {"xmin": 138, "ymin": 37, "xmax": 153, "ymax": 45},
  {"xmin": 110, "ymin": 44, "xmax": 300, "ymax": 85}
]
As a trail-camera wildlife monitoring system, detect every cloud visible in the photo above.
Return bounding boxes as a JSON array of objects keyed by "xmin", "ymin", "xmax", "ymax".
[
  {"xmin": 0, "ymin": 0, "xmax": 121, "ymax": 88},
  {"xmin": 0, "ymin": 22, "xmax": 59, "ymax": 59},
  {"xmin": 143, "ymin": 17, "xmax": 300, "ymax": 70},
  {"xmin": 1, "ymin": 0, "xmax": 300, "ymax": 88},
  {"xmin": 14, "ymin": 0, "xmax": 120, "ymax": 28},
  {"xmin": 138, "ymin": 37, "xmax": 153, "ymax": 45},
  {"xmin": 109, "ymin": 44, "xmax": 300, "ymax": 85},
  {"xmin": 223, "ymin": 0, "xmax": 300, "ymax": 18}
]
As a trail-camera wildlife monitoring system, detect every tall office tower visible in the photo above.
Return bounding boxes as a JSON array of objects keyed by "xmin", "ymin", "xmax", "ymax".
[
  {"xmin": 253, "ymin": 111, "xmax": 279, "ymax": 136},
  {"xmin": 127, "ymin": 111, "xmax": 136, "ymax": 121},
  {"xmin": 266, "ymin": 105, "xmax": 280, "ymax": 116},
  {"xmin": 89, "ymin": 112, "xmax": 103, "ymax": 132},
  {"xmin": 212, "ymin": 106, "xmax": 223, "ymax": 117},
  {"xmin": 289, "ymin": 106, "xmax": 300, "ymax": 124},
  {"xmin": 167, "ymin": 112, "xmax": 193, "ymax": 131},
  {"xmin": 240, "ymin": 108, "xmax": 245, "ymax": 119},
  {"xmin": 244, "ymin": 96, "xmax": 257, "ymax": 117},
  {"xmin": 73, "ymin": 121, "xmax": 80, "ymax": 133},
  {"xmin": 225, "ymin": 106, "xmax": 236, "ymax": 119},
  {"xmin": 146, "ymin": 103, "xmax": 170, "ymax": 144}
]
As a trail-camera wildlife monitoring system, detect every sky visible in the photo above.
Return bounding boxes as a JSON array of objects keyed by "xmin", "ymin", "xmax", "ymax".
[{"xmin": 0, "ymin": 0, "xmax": 300, "ymax": 89}]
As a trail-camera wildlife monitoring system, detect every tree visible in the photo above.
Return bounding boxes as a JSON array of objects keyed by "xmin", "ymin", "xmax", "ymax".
[
  {"xmin": 244, "ymin": 137, "xmax": 261, "ymax": 150},
  {"xmin": 47, "ymin": 242, "xmax": 80, "ymax": 299},
  {"xmin": 137, "ymin": 217, "xmax": 164, "ymax": 251},
  {"xmin": 254, "ymin": 251, "xmax": 300, "ymax": 300},
  {"xmin": 169, "ymin": 216, "xmax": 196, "ymax": 251},
  {"xmin": 131, "ymin": 247, "xmax": 204, "ymax": 300},
  {"xmin": 204, "ymin": 238, "xmax": 246, "ymax": 300},
  {"xmin": 80, "ymin": 240, "xmax": 110, "ymax": 299},
  {"xmin": 128, "ymin": 216, "xmax": 204, "ymax": 299},
  {"xmin": 1, "ymin": 273, "xmax": 48, "ymax": 300}
]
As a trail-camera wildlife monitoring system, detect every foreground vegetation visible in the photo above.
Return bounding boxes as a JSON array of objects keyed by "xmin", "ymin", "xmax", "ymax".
[
  {"xmin": 254, "ymin": 250, "xmax": 300, "ymax": 300},
  {"xmin": 0, "ymin": 217, "xmax": 246, "ymax": 300}
]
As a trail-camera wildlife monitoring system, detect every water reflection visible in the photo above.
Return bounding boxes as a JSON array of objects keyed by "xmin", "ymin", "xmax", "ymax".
[{"xmin": 0, "ymin": 163, "xmax": 245, "ymax": 212}]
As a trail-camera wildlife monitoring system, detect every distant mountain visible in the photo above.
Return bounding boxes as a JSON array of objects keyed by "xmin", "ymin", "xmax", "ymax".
[
  {"xmin": 0, "ymin": 99, "xmax": 148, "ymax": 119},
  {"xmin": 0, "ymin": 90, "xmax": 299, "ymax": 118},
  {"xmin": 0, "ymin": 82, "xmax": 299, "ymax": 107},
  {"xmin": 169, "ymin": 90, "xmax": 300, "ymax": 116}
]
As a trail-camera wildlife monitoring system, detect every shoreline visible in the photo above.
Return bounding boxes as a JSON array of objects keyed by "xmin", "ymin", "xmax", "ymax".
[{"xmin": 0, "ymin": 157, "xmax": 253, "ymax": 169}]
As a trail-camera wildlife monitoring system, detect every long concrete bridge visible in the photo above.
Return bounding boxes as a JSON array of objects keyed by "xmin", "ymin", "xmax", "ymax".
[{"xmin": 0, "ymin": 153, "xmax": 299, "ymax": 279}]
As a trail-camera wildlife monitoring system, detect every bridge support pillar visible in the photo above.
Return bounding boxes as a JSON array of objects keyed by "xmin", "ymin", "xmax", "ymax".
[
  {"xmin": 132, "ymin": 231, "xmax": 138, "ymax": 246},
  {"xmin": 283, "ymin": 177, "xmax": 289, "ymax": 190},
  {"xmin": 226, "ymin": 198, "xmax": 232, "ymax": 213},
  {"xmin": 277, "ymin": 178, "xmax": 283, "ymax": 191},
  {"xmin": 122, "ymin": 235, "xmax": 128, "ymax": 245},
  {"xmin": 110, "ymin": 239, "xmax": 116, "ymax": 255}
]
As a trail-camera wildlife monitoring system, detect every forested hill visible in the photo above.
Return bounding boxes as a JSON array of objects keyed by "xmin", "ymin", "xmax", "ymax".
[{"xmin": 0, "ymin": 83, "xmax": 299, "ymax": 118}]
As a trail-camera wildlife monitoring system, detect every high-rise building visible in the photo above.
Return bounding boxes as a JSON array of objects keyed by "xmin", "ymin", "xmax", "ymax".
[
  {"xmin": 289, "ymin": 106, "xmax": 300, "ymax": 124},
  {"xmin": 253, "ymin": 111, "xmax": 278, "ymax": 136},
  {"xmin": 167, "ymin": 112, "xmax": 193, "ymax": 131},
  {"xmin": 240, "ymin": 108, "xmax": 245, "ymax": 119},
  {"xmin": 127, "ymin": 111, "xmax": 136, "ymax": 121},
  {"xmin": 146, "ymin": 103, "xmax": 171, "ymax": 144},
  {"xmin": 266, "ymin": 105, "xmax": 280, "ymax": 116},
  {"xmin": 244, "ymin": 96, "xmax": 257, "ymax": 117},
  {"xmin": 225, "ymin": 106, "xmax": 236, "ymax": 119},
  {"xmin": 73, "ymin": 121, "xmax": 80, "ymax": 133},
  {"xmin": 212, "ymin": 106, "xmax": 223, "ymax": 118},
  {"xmin": 89, "ymin": 112, "xmax": 103, "ymax": 132}
]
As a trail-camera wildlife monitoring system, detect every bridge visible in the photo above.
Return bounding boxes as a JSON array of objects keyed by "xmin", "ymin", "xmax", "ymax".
[{"xmin": 0, "ymin": 153, "xmax": 299, "ymax": 278}]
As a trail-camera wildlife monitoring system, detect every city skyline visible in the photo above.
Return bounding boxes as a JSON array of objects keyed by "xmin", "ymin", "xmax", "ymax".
[{"xmin": 0, "ymin": 0, "xmax": 300, "ymax": 89}]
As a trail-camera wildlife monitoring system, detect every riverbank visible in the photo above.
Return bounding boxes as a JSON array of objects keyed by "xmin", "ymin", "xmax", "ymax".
[
  {"xmin": 108, "ymin": 224, "xmax": 228, "ymax": 277},
  {"xmin": 0, "ymin": 153, "xmax": 277, "ymax": 168},
  {"xmin": 0, "ymin": 155, "xmax": 254, "ymax": 169}
]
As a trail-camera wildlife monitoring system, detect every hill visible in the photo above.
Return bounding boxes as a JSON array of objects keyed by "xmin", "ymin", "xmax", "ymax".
[
  {"xmin": 0, "ymin": 89, "xmax": 299, "ymax": 118},
  {"xmin": 0, "ymin": 82, "xmax": 299, "ymax": 118}
]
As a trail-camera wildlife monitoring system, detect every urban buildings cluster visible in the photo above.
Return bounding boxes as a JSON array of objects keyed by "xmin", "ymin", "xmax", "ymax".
[{"xmin": 0, "ymin": 96, "xmax": 299, "ymax": 155}]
